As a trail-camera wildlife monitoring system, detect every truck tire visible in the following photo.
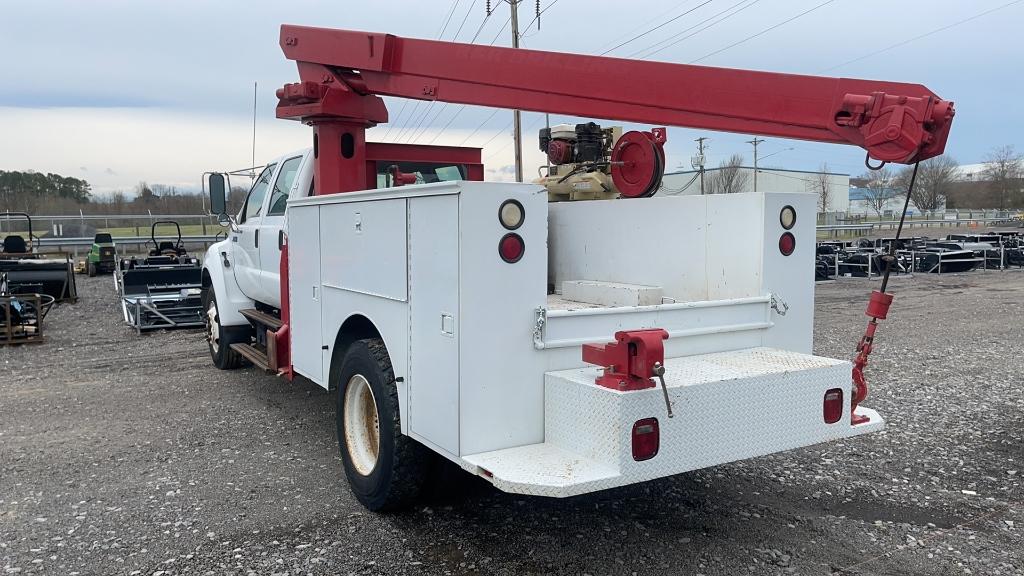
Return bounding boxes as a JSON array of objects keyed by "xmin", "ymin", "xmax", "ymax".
[
  {"xmin": 204, "ymin": 290, "xmax": 248, "ymax": 370},
  {"xmin": 337, "ymin": 338, "xmax": 428, "ymax": 511},
  {"xmin": 87, "ymin": 261, "xmax": 96, "ymax": 277}
]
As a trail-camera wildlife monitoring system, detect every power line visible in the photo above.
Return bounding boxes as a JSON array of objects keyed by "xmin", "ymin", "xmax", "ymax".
[
  {"xmin": 402, "ymin": 102, "xmax": 440, "ymax": 143},
  {"xmin": 414, "ymin": 1, "xmax": 561, "ymax": 148},
  {"xmin": 468, "ymin": 10, "xmax": 494, "ymax": 43},
  {"xmin": 435, "ymin": 6, "xmax": 517, "ymax": 152},
  {"xmin": 410, "ymin": 3, "xmax": 511, "ymax": 145},
  {"xmin": 481, "ymin": 119, "xmax": 515, "ymax": 151},
  {"xmin": 485, "ymin": 115, "xmax": 545, "ymax": 160},
  {"xmin": 391, "ymin": 0, "xmax": 479, "ymax": 143},
  {"xmin": 459, "ymin": 109, "xmax": 502, "ymax": 146},
  {"xmin": 489, "ymin": 14, "xmax": 512, "ymax": 45},
  {"xmin": 390, "ymin": 100, "xmax": 425, "ymax": 142},
  {"xmin": 380, "ymin": 98, "xmax": 409, "ymax": 141},
  {"xmin": 819, "ymin": 0, "xmax": 1024, "ymax": 73},
  {"xmin": 408, "ymin": 102, "xmax": 449, "ymax": 143},
  {"xmin": 451, "ymin": 0, "xmax": 480, "ymax": 41},
  {"xmin": 518, "ymin": 0, "xmax": 560, "ymax": 34},
  {"xmin": 436, "ymin": 0, "xmax": 463, "ymax": 39},
  {"xmin": 689, "ymin": 0, "xmax": 838, "ymax": 64},
  {"xmin": 382, "ymin": 2, "xmax": 462, "ymax": 141},
  {"xmin": 426, "ymin": 105, "xmax": 469, "ymax": 145},
  {"xmin": 630, "ymin": 0, "xmax": 761, "ymax": 60},
  {"xmin": 600, "ymin": 0, "xmax": 716, "ymax": 55},
  {"xmin": 594, "ymin": 0, "xmax": 696, "ymax": 54}
]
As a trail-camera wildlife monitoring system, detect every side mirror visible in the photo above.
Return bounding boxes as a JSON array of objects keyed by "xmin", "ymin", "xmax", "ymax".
[
  {"xmin": 208, "ymin": 173, "xmax": 227, "ymax": 216},
  {"xmin": 217, "ymin": 213, "xmax": 232, "ymax": 228}
]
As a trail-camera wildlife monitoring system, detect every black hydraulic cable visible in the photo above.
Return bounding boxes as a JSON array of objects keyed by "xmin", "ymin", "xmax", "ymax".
[{"xmin": 879, "ymin": 160, "xmax": 919, "ymax": 293}]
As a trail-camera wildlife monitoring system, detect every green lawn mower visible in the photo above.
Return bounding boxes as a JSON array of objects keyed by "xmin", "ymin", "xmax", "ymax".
[{"xmin": 85, "ymin": 232, "xmax": 117, "ymax": 276}]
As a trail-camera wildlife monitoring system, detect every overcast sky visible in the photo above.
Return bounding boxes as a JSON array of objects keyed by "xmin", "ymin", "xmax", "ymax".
[{"xmin": 1, "ymin": 0, "xmax": 1021, "ymax": 195}]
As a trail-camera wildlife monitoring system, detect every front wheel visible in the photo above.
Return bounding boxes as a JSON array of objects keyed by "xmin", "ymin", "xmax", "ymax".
[
  {"xmin": 204, "ymin": 290, "xmax": 248, "ymax": 370},
  {"xmin": 337, "ymin": 338, "xmax": 429, "ymax": 511}
]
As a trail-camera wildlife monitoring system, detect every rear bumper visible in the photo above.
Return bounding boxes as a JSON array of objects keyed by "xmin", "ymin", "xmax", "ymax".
[{"xmin": 463, "ymin": 347, "xmax": 883, "ymax": 497}]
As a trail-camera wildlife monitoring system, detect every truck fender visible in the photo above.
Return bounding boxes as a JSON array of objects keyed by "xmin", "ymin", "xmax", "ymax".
[
  {"xmin": 328, "ymin": 314, "xmax": 409, "ymax": 435},
  {"xmin": 202, "ymin": 240, "xmax": 253, "ymax": 327}
]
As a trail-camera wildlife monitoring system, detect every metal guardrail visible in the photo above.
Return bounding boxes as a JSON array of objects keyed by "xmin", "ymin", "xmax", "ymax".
[
  {"xmin": 32, "ymin": 235, "xmax": 222, "ymax": 257},
  {"xmin": 7, "ymin": 213, "xmax": 1022, "ymax": 252},
  {"xmin": 35, "ymin": 235, "xmax": 220, "ymax": 247},
  {"xmin": 5, "ymin": 214, "xmax": 216, "ymax": 221},
  {"xmin": 819, "ymin": 216, "xmax": 1022, "ymax": 237}
]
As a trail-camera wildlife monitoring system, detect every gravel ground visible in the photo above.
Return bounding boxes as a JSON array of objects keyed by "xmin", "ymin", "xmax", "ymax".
[{"xmin": 1, "ymin": 271, "xmax": 1022, "ymax": 576}]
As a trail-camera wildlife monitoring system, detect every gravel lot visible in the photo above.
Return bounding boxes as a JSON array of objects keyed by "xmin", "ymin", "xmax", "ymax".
[{"xmin": 2, "ymin": 270, "xmax": 1022, "ymax": 575}]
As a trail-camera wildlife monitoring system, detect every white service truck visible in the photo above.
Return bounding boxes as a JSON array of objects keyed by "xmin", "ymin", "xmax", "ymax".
[
  {"xmin": 202, "ymin": 148, "xmax": 884, "ymax": 510},
  {"xmin": 198, "ymin": 23, "xmax": 954, "ymax": 511}
]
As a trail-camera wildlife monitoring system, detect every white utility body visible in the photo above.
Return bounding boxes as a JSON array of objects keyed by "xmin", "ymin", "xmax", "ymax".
[{"xmin": 204, "ymin": 155, "xmax": 883, "ymax": 499}]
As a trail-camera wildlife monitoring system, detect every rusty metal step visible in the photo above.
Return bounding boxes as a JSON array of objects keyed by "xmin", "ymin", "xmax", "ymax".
[
  {"xmin": 230, "ymin": 342, "xmax": 271, "ymax": 371},
  {"xmin": 239, "ymin": 308, "xmax": 283, "ymax": 331}
]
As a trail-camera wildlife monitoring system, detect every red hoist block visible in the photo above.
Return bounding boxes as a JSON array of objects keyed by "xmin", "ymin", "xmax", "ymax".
[
  {"xmin": 582, "ymin": 329, "xmax": 669, "ymax": 391},
  {"xmin": 865, "ymin": 290, "xmax": 893, "ymax": 319}
]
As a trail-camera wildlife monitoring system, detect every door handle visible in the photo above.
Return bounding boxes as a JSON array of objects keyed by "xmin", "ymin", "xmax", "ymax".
[
  {"xmin": 278, "ymin": 230, "xmax": 284, "ymax": 250},
  {"xmin": 255, "ymin": 229, "xmax": 259, "ymax": 248}
]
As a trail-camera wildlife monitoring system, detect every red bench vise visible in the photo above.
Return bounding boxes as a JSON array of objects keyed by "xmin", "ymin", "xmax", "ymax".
[{"xmin": 582, "ymin": 329, "xmax": 669, "ymax": 391}]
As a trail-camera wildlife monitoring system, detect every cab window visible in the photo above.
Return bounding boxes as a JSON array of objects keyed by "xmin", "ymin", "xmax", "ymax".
[
  {"xmin": 267, "ymin": 156, "xmax": 302, "ymax": 216},
  {"xmin": 374, "ymin": 161, "xmax": 467, "ymax": 188},
  {"xmin": 241, "ymin": 164, "xmax": 276, "ymax": 223}
]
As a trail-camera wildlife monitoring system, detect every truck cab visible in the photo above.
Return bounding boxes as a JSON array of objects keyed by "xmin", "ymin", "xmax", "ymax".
[
  {"xmin": 201, "ymin": 144, "xmax": 485, "ymax": 370},
  {"xmin": 224, "ymin": 150, "xmax": 311, "ymax": 309}
]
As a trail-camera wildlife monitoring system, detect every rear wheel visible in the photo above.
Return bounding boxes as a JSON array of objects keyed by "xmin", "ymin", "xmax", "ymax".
[
  {"xmin": 86, "ymin": 261, "xmax": 96, "ymax": 277},
  {"xmin": 337, "ymin": 338, "xmax": 428, "ymax": 511},
  {"xmin": 204, "ymin": 290, "xmax": 248, "ymax": 370}
]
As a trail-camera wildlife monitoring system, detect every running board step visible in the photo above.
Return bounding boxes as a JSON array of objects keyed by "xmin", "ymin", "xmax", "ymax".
[
  {"xmin": 229, "ymin": 342, "xmax": 272, "ymax": 371},
  {"xmin": 239, "ymin": 308, "xmax": 283, "ymax": 330}
]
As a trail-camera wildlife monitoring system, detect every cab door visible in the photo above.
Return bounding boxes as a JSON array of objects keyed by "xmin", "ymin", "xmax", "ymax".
[
  {"xmin": 232, "ymin": 163, "xmax": 276, "ymax": 303},
  {"xmin": 258, "ymin": 155, "xmax": 304, "ymax": 308}
]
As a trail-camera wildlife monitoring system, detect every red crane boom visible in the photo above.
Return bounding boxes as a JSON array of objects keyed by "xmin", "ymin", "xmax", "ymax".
[{"xmin": 275, "ymin": 25, "xmax": 954, "ymax": 195}]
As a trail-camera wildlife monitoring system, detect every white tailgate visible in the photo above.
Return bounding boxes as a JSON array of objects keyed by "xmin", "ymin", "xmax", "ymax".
[{"xmin": 464, "ymin": 347, "xmax": 883, "ymax": 497}]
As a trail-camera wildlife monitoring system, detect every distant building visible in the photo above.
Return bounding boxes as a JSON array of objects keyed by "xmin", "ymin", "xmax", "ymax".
[
  {"xmin": 660, "ymin": 166, "xmax": 850, "ymax": 212},
  {"xmin": 847, "ymin": 186, "xmax": 938, "ymax": 217}
]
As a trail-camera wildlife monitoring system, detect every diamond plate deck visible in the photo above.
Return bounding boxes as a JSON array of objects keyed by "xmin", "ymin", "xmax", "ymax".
[{"xmin": 463, "ymin": 347, "xmax": 884, "ymax": 497}]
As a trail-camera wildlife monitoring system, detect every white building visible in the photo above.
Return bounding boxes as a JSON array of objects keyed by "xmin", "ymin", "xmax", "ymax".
[{"xmin": 660, "ymin": 166, "xmax": 850, "ymax": 213}]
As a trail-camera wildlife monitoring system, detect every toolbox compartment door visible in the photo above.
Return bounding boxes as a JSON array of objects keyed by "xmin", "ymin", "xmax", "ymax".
[
  {"xmin": 408, "ymin": 194, "xmax": 460, "ymax": 455},
  {"xmin": 288, "ymin": 204, "xmax": 324, "ymax": 384}
]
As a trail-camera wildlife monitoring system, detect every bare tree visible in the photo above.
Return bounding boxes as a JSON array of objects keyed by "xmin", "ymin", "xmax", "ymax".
[
  {"xmin": 706, "ymin": 154, "xmax": 750, "ymax": 194},
  {"xmin": 807, "ymin": 163, "xmax": 832, "ymax": 212},
  {"xmin": 857, "ymin": 166, "xmax": 896, "ymax": 218},
  {"xmin": 895, "ymin": 155, "xmax": 959, "ymax": 213},
  {"xmin": 981, "ymin": 145, "xmax": 1023, "ymax": 210}
]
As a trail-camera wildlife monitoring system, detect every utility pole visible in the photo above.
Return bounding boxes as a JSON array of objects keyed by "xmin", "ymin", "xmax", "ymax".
[
  {"xmin": 693, "ymin": 137, "xmax": 709, "ymax": 195},
  {"xmin": 747, "ymin": 137, "xmax": 765, "ymax": 192},
  {"xmin": 508, "ymin": 0, "xmax": 524, "ymax": 182}
]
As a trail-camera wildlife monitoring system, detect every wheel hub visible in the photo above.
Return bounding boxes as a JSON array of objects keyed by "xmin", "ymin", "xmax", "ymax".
[
  {"xmin": 343, "ymin": 374, "xmax": 380, "ymax": 476},
  {"xmin": 206, "ymin": 302, "xmax": 220, "ymax": 353}
]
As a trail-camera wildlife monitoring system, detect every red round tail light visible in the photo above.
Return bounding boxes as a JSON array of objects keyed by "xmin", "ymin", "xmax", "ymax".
[
  {"xmin": 499, "ymin": 233, "xmax": 525, "ymax": 263},
  {"xmin": 779, "ymin": 232, "xmax": 796, "ymax": 256}
]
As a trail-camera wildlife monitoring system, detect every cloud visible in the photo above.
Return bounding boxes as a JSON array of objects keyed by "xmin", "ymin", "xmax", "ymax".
[
  {"xmin": 1, "ymin": 0, "xmax": 1019, "ymax": 184},
  {"xmin": 0, "ymin": 93, "xmax": 161, "ymax": 109}
]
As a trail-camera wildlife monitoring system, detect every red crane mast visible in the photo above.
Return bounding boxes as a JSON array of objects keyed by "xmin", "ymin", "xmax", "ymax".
[{"xmin": 274, "ymin": 25, "xmax": 954, "ymax": 196}]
